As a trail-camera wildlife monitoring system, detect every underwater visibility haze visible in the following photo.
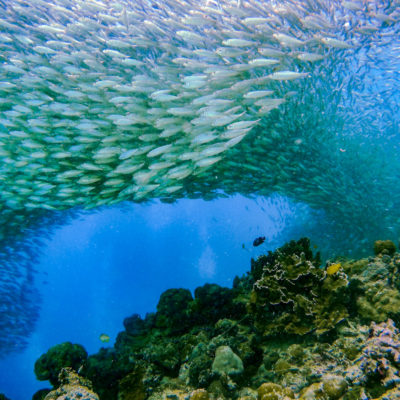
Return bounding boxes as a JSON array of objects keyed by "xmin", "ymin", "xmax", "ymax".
[{"xmin": 0, "ymin": 0, "xmax": 399, "ymax": 398}]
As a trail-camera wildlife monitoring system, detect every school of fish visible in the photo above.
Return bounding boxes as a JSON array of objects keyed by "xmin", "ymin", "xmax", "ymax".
[{"xmin": 0, "ymin": 0, "xmax": 399, "ymax": 354}]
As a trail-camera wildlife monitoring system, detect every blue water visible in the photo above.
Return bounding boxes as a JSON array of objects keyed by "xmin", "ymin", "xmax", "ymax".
[{"xmin": 0, "ymin": 195, "xmax": 304, "ymax": 400}]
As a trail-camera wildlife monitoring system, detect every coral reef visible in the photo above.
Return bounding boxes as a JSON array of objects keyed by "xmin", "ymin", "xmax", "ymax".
[
  {"xmin": 373, "ymin": 240, "xmax": 396, "ymax": 257},
  {"xmin": 249, "ymin": 238, "xmax": 348, "ymax": 335},
  {"xmin": 211, "ymin": 346, "xmax": 244, "ymax": 377},
  {"xmin": 32, "ymin": 238, "xmax": 400, "ymax": 400},
  {"xmin": 155, "ymin": 289, "xmax": 194, "ymax": 335},
  {"xmin": 43, "ymin": 367, "xmax": 99, "ymax": 400},
  {"xmin": 347, "ymin": 319, "xmax": 400, "ymax": 398},
  {"xmin": 34, "ymin": 342, "xmax": 88, "ymax": 386},
  {"xmin": 32, "ymin": 389, "xmax": 51, "ymax": 400},
  {"xmin": 84, "ymin": 347, "xmax": 132, "ymax": 400},
  {"xmin": 257, "ymin": 382, "xmax": 294, "ymax": 399},
  {"xmin": 344, "ymin": 254, "xmax": 400, "ymax": 323}
]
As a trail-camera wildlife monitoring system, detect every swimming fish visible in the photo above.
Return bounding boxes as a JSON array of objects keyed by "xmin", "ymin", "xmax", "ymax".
[
  {"xmin": 326, "ymin": 263, "xmax": 342, "ymax": 275},
  {"xmin": 99, "ymin": 333, "xmax": 110, "ymax": 343},
  {"xmin": 0, "ymin": 0, "xmax": 399, "ymax": 356},
  {"xmin": 253, "ymin": 236, "xmax": 266, "ymax": 247}
]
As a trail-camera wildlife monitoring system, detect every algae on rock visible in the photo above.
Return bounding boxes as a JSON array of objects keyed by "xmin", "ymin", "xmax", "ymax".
[
  {"xmin": 43, "ymin": 367, "xmax": 99, "ymax": 400},
  {"xmin": 212, "ymin": 346, "xmax": 244, "ymax": 377},
  {"xmin": 34, "ymin": 342, "xmax": 88, "ymax": 387}
]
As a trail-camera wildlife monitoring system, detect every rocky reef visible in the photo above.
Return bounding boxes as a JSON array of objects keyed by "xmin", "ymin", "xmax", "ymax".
[
  {"xmin": 42, "ymin": 367, "xmax": 99, "ymax": 400},
  {"xmin": 31, "ymin": 238, "xmax": 400, "ymax": 400}
]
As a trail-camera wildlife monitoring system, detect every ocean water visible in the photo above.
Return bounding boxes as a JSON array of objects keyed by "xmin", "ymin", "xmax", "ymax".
[
  {"xmin": 0, "ymin": 195, "xmax": 309, "ymax": 399},
  {"xmin": 0, "ymin": 0, "xmax": 399, "ymax": 398}
]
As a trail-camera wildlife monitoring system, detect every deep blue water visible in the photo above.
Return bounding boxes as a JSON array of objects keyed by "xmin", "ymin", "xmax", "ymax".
[{"xmin": 0, "ymin": 195, "xmax": 304, "ymax": 400}]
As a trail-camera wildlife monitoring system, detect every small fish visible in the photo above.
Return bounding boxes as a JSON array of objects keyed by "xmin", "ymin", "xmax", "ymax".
[
  {"xmin": 267, "ymin": 71, "xmax": 309, "ymax": 80},
  {"xmin": 99, "ymin": 333, "xmax": 110, "ymax": 343},
  {"xmin": 296, "ymin": 52, "xmax": 324, "ymax": 62},
  {"xmin": 320, "ymin": 37, "xmax": 353, "ymax": 49},
  {"xmin": 326, "ymin": 263, "xmax": 342, "ymax": 275},
  {"xmin": 273, "ymin": 33, "xmax": 305, "ymax": 47},
  {"xmin": 253, "ymin": 236, "xmax": 266, "ymax": 247},
  {"xmin": 222, "ymin": 38, "xmax": 255, "ymax": 47}
]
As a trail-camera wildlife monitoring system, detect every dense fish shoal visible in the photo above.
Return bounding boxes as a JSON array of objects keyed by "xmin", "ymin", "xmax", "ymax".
[{"xmin": 0, "ymin": 0, "xmax": 399, "ymax": 354}]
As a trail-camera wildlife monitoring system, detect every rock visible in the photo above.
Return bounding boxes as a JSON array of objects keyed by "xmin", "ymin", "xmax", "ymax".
[
  {"xmin": 374, "ymin": 240, "xmax": 396, "ymax": 256},
  {"xmin": 156, "ymin": 288, "xmax": 193, "ymax": 335},
  {"xmin": 123, "ymin": 314, "xmax": 147, "ymax": 336},
  {"xmin": 188, "ymin": 351, "xmax": 214, "ymax": 387},
  {"xmin": 257, "ymin": 382, "xmax": 295, "ymax": 400},
  {"xmin": 238, "ymin": 387, "xmax": 257, "ymax": 400},
  {"xmin": 32, "ymin": 389, "xmax": 51, "ymax": 400},
  {"xmin": 84, "ymin": 347, "xmax": 131, "ymax": 400},
  {"xmin": 34, "ymin": 342, "xmax": 88, "ymax": 386},
  {"xmin": 212, "ymin": 346, "xmax": 244, "ymax": 377},
  {"xmin": 192, "ymin": 284, "xmax": 235, "ymax": 324},
  {"xmin": 321, "ymin": 374, "xmax": 347, "ymax": 399},
  {"xmin": 117, "ymin": 369, "xmax": 146, "ymax": 400},
  {"xmin": 274, "ymin": 359, "xmax": 292, "ymax": 376},
  {"xmin": 44, "ymin": 367, "xmax": 99, "ymax": 400},
  {"xmin": 287, "ymin": 344, "xmax": 305, "ymax": 362},
  {"xmin": 190, "ymin": 388, "xmax": 209, "ymax": 400},
  {"xmin": 374, "ymin": 386, "xmax": 400, "ymax": 399},
  {"xmin": 298, "ymin": 382, "xmax": 324, "ymax": 399},
  {"xmin": 348, "ymin": 319, "xmax": 400, "ymax": 388}
]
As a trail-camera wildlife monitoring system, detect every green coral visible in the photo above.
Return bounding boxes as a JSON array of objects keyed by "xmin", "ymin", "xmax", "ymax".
[
  {"xmin": 373, "ymin": 240, "xmax": 396, "ymax": 256},
  {"xmin": 211, "ymin": 345, "xmax": 244, "ymax": 377},
  {"xmin": 117, "ymin": 369, "xmax": 146, "ymax": 400},
  {"xmin": 287, "ymin": 344, "xmax": 305, "ymax": 362},
  {"xmin": 249, "ymin": 238, "xmax": 349, "ymax": 335},
  {"xmin": 34, "ymin": 342, "xmax": 88, "ymax": 386},
  {"xmin": 142, "ymin": 339, "xmax": 182, "ymax": 374},
  {"xmin": 344, "ymin": 256, "xmax": 400, "ymax": 323},
  {"xmin": 84, "ymin": 348, "xmax": 132, "ymax": 400},
  {"xmin": 192, "ymin": 284, "xmax": 236, "ymax": 324},
  {"xmin": 32, "ymin": 389, "xmax": 51, "ymax": 400},
  {"xmin": 257, "ymin": 382, "xmax": 294, "ymax": 400},
  {"xmin": 250, "ymin": 238, "xmax": 320, "ymax": 283},
  {"xmin": 372, "ymin": 386, "xmax": 400, "ymax": 399},
  {"xmin": 155, "ymin": 288, "xmax": 194, "ymax": 335},
  {"xmin": 189, "ymin": 388, "xmax": 210, "ymax": 400},
  {"xmin": 298, "ymin": 375, "xmax": 348, "ymax": 400},
  {"xmin": 321, "ymin": 374, "xmax": 348, "ymax": 399}
]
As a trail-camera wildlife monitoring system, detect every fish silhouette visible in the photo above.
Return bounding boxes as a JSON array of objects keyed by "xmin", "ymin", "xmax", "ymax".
[{"xmin": 253, "ymin": 236, "xmax": 266, "ymax": 247}]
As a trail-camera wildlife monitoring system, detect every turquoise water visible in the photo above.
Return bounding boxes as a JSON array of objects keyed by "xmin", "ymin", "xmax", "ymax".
[{"xmin": 0, "ymin": 0, "xmax": 399, "ymax": 398}]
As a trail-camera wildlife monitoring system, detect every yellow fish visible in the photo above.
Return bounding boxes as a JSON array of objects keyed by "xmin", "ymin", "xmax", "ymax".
[
  {"xmin": 99, "ymin": 333, "xmax": 110, "ymax": 343},
  {"xmin": 326, "ymin": 263, "xmax": 341, "ymax": 275}
]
